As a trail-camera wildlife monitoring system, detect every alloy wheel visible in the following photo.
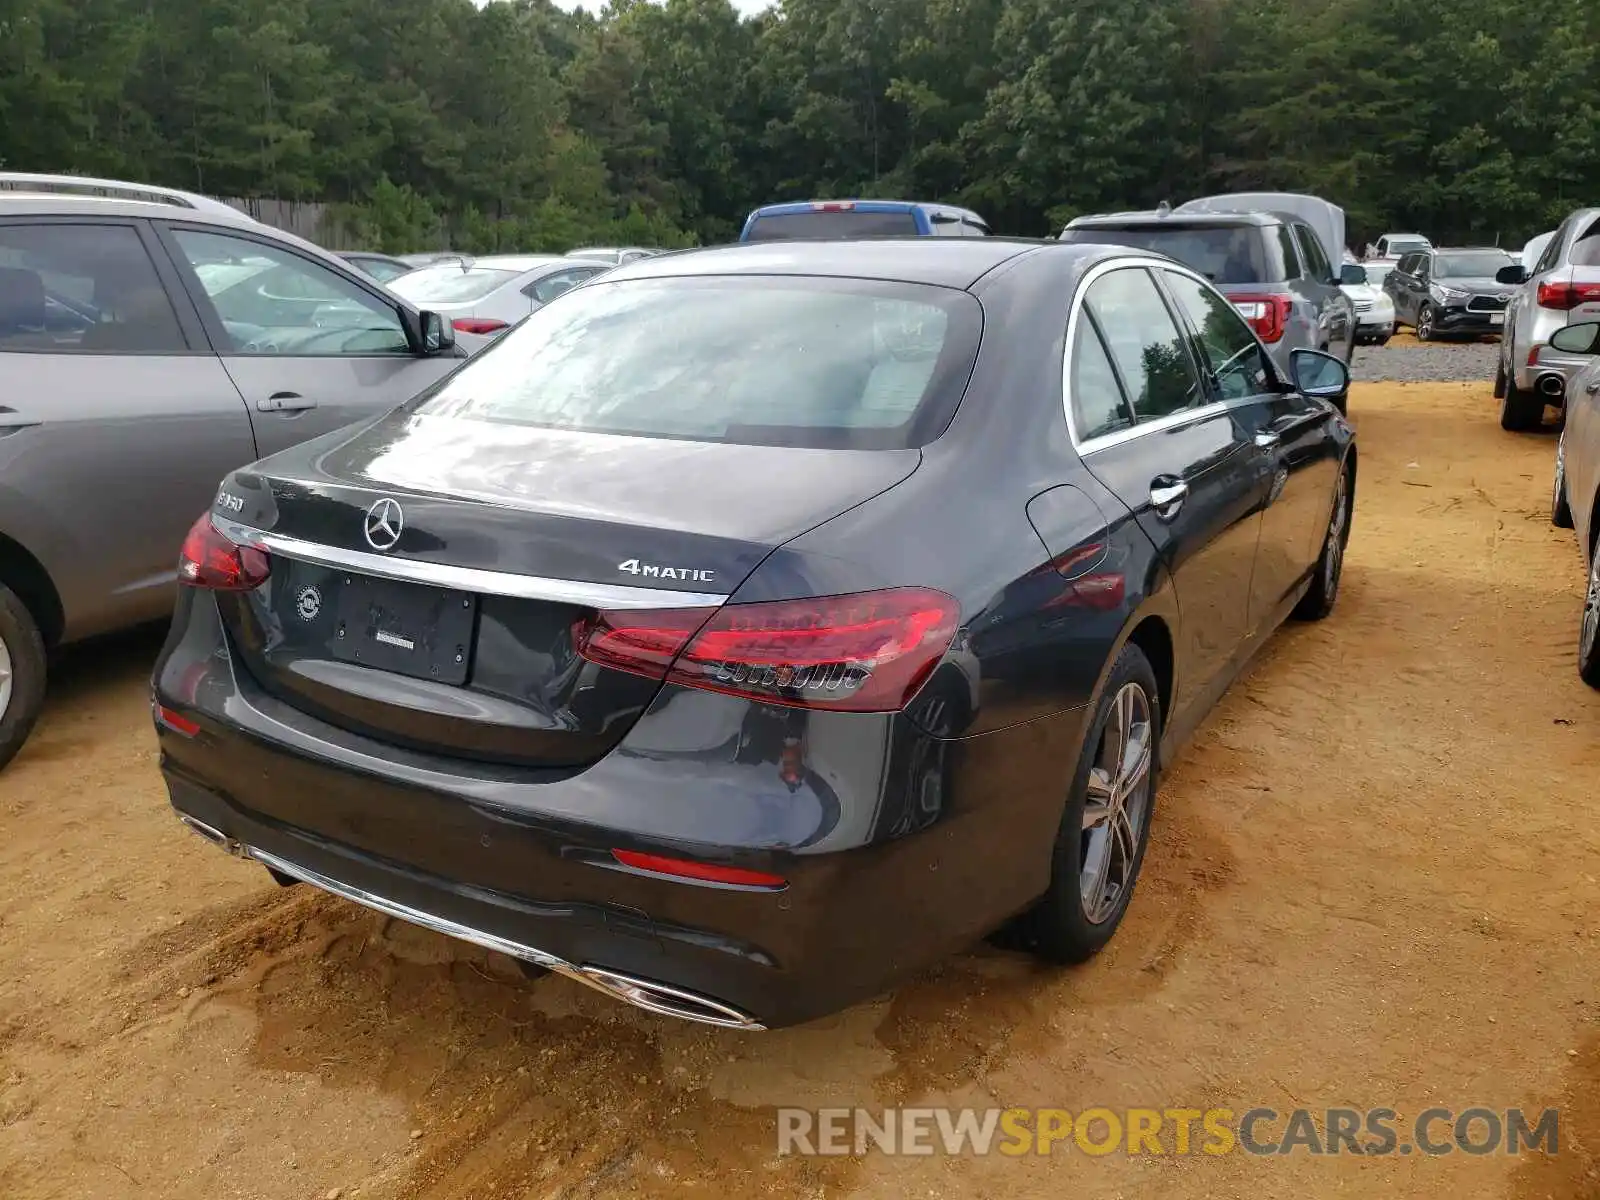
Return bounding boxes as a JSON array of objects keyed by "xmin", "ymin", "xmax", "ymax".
[
  {"xmin": 1080, "ymin": 682, "xmax": 1153, "ymax": 925},
  {"xmin": 1555, "ymin": 433, "xmax": 1567, "ymax": 516},
  {"xmin": 1416, "ymin": 305, "xmax": 1434, "ymax": 340},
  {"xmin": 0, "ymin": 633, "xmax": 11, "ymax": 723},
  {"xmin": 1582, "ymin": 554, "xmax": 1600, "ymax": 666},
  {"xmin": 1324, "ymin": 470, "xmax": 1349, "ymax": 599}
]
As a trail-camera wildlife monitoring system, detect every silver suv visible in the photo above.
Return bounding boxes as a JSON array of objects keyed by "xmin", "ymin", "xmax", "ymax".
[
  {"xmin": 0, "ymin": 174, "xmax": 468, "ymax": 767},
  {"xmin": 1495, "ymin": 206, "xmax": 1600, "ymax": 431}
]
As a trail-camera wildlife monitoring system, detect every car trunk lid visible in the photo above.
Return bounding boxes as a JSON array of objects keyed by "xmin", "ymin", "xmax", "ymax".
[{"xmin": 212, "ymin": 411, "xmax": 921, "ymax": 767}]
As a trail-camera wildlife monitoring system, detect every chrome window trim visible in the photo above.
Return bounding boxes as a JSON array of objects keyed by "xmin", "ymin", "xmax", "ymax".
[
  {"xmin": 212, "ymin": 516, "xmax": 729, "ymax": 609},
  {"xmin": 1063, "ymin": 255, "xmax": 1263, "ymax": 456}
]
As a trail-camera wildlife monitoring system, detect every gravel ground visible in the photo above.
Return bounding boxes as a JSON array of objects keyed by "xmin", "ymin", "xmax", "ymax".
[{"xmin": 1350, "ymin": 332, "xmax": 1501, "ymax": 383}]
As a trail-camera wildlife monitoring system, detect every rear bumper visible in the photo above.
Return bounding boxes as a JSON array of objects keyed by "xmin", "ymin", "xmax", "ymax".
[
  {"xmin": 154, "ymin": 592, "xmax": 1085, "ymax": 1029},
  {"xmin": 1514, "ymin": 346, "xmax": 1590, "ymax": 395}
]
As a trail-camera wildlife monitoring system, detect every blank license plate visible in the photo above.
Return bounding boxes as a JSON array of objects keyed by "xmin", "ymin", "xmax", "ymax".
[
  {"xmin": 330, "ymin": 575, "xmax": 476, "ymax": 684},
  {"xmin": 1489, "ymin": 313, "xmax": 1504, "ymax": 325}
]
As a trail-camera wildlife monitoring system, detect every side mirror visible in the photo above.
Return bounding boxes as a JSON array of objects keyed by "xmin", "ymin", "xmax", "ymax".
[
  {"xmin": 419, "ymin": 310, "xmax": 455, "ymax": 354},
  {"xmin": 1339, "ymin": 263, "xmax": 1368, "ymax": 286},
  {"xmin": 1496, "ymin": 265, "xmax": 1529, "ymax": 285},
  {"xmin": 1550, "ymin": 322, "xmax": 1600, "ymax": 356},
  {"xmin": 1291, "ymin": 348, "xmax": 1350, "ymax": 403}
]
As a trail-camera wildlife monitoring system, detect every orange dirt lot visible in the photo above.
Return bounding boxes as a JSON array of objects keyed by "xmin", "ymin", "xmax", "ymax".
[{"xmin": 2, "ymin": 382, "xmax": 1598, "ymax": 1200}]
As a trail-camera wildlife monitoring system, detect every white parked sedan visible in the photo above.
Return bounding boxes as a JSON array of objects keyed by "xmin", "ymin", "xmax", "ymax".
[{"xmin": 389, "ymin": 255, "xmax": 611, "ymax": 336}]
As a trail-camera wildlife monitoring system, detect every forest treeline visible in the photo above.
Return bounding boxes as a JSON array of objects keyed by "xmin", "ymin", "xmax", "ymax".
[{"xmin": 1, "ymin": 0, "xmax": 1596, "ymax": 253}]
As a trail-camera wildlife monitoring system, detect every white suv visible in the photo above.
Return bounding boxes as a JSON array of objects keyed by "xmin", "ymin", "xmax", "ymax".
[{"xmin": 1496, "ymin": 207, "xmax": 1600, "ymax": 431}]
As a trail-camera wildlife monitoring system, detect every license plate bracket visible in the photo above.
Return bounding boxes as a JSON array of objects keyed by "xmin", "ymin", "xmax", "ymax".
[{"xmin": 329, "ymin": 574, "xmax": 477, "ymax": 684}]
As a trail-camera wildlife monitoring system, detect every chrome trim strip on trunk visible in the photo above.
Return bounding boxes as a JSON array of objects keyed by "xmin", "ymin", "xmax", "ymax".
[
  {"xmin": 212, "ymin": 516, "xmax": 729, "ymax": 610},
  {"xmin": 238, "ymin": 840, "xmax": 764, "ymax": 1030}
]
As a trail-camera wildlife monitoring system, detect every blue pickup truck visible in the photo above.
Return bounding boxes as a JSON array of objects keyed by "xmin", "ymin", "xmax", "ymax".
[{"xmin": 739, "ymin": 200, "xmax": 991, "ymax": 241}]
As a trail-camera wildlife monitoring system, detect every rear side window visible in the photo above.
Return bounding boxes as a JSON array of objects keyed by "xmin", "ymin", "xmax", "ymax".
[
  {"xmin": 1062, "ymin": 224, "xmax": 1271, "ymax": 285},
  {"xmin": 1277, "ymin": 226, "xmax": 1304, "ymax": 279},
  {"xmin": 1069, "ymin": 317, "xmax": 1134, "ymax": 441},
  {"xmin": 0, "ymin": 222, "xmax": 185, "ymax": 354},
  {"xmin": 1082, "ymin": 268, "xmax": 1203, "ymax": 421},
  {"xmin": 410, "ymin": 276, "xmax": 982, "ymax": 450},
  {"xmin": 1295, "ymin": 225, "xmax": 1333, "ymax": 281},
  {"xmin": 1572, "ymin": 219, "xmax": 1600, "ymax": 267},
  {"xmin": 744, "ymin": 211, "xmax": 921, "ymax": 241}
]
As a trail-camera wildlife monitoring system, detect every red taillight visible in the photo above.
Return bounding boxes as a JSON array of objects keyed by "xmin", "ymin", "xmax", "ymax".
[
  {"xmin": 610, "ymin": 849, "xmax": 787, "ymax": 890},
  {"xmin": 178, "ymin": 515, "xmax": 270, "ymax": 591},
  {"xmin": 575, "ymin": 587, "xmax": 961, "ymax": 712},
  {"xmin": 1536, "ymin": 282, "xmax": 1600, "ymax": 311},
  {"xmin": 452, "ymin": 317, "xmax": 508, "ymax": 334},
  {"xmin": 1230, "ymin": 293, "xmax": 1294, "ymax": 343},
  {"xmin": 154, "ymin": 704, "xmax": 200, "ymax": 737},
  {"xmin": 1537, "ymin": 282, "xmax": 1577, "ymax": 310}
]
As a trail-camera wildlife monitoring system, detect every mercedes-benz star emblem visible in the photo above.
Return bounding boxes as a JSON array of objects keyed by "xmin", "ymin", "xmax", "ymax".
[{"xmin": 364, "ymin": 497, "xmax": 404, "ymax": 551}]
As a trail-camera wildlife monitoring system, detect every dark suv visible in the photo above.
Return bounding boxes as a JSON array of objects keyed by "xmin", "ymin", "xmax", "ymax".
[
  {"xmin": 1059, "ymin": 209, "xmax": 1356, "ymax": 374},
  {"xmin": 1383, "ymin": 247, "xmax": 1518, "ymax": 342}
]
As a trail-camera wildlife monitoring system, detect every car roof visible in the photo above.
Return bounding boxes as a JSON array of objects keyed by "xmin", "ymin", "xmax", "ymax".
[
  {"xmin": 748, "ymin": 199, "xmax": 989, "ymax": 224},
  {"xmin": 1067, "ymin": 210, "xmax": 1279, "ymax": 229},
  {"xmin": 411, "ymin": 254, "xmax": 570, "ymax": 273},
  {"xmin": 0, "ymin": 191, "xmax": 263, "ymax": 227},
  {"xmin": 596, "ymin": 237, "xmax": 1102, "ymax": 290}
]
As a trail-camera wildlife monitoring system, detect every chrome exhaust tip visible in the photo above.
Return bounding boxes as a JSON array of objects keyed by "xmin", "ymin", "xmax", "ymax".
[
  {"xmin": 178, "ymin": 814, "xmax": 243, "ymax": 856},
  {"xmin": 574, "ymin": 966, "xmax": 766, "ymax": 1031},
  {"xmin": 1537, "ymin": 373, "xmax": 1566, "ymax": 399}
]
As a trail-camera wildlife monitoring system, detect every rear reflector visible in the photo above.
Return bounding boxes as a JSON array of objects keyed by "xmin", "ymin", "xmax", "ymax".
[
  {"xmin": 452, "ymin": 317, "xmax": 508, "ymax": 334},
  {"xmin": 575, "ymin": 587, "xmax": 961, "ymax": 712},
  {"xmin": 611, "ymin": 849, "xmax": 787, "ymax": 890},
  {"xmin": 178, "ymin": 515, "xmax": 270, "ymax": 591},
  {"xmin": 154, "ymin": 704, "xmax": 200, "ymax": 737}
]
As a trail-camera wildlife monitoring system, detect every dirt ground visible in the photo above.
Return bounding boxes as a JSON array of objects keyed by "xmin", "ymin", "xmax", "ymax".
[{"xmin": 4, "ymin": 380, "xmax": 1599, "ymax": 1200}]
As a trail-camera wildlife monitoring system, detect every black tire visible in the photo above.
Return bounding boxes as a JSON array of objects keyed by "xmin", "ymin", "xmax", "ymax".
[
  {"xmin": 1500, "ymin": 380, "xmax": 1544, "ymax": 432},
  {"xmin": 1293, "ymin": 459, "xmax": 1352, "ymax": 621},
  {"xmin": 1374, "ymin": 336, "xmax": 1390, "ymax": 347},
  {"xmin": 1027, "ymin": 644, "xmax": 1161, "ymax": 963},
  {"xmin": 1580, "ymin": 548, "xmax": 1600, "ymax": 689},
  {"xmin": 0, "ymin": 583, "xmax": 47, "ymax": 770},
  {"xmin": 1415, "ymin": 303, "xmax": 1437, "ymax": 341},
  {"xmin": 1493, "ymin": 357, "xmax": 1508, "ymax": 399},
  {"xmin": 1553, "ymin": 430, "xmax": 1575, "ymax": 528}
]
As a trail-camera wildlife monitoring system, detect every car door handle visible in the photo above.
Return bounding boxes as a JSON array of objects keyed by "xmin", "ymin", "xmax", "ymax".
[
  {"xmin": 1254, "ymin": 431, "xmax": 1281, "ymax": 450},
  {"xmin": 257, "ymin": 392, "xmax": 318, "ymax": 413},
  {"xmin": 1149, "ymin": 479, "xmax": 1189, "ymax": 518}
]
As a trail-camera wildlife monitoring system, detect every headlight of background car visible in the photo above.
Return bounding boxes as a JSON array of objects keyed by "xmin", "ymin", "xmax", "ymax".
[{"xmin": 1432, "ymin": 284, "xmax": 1469, "ymax": 302}]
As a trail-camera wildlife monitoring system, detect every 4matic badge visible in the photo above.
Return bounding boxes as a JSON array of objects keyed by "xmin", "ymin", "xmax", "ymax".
[
  {"xmin": 616, "ymin": 558, "xmax": 716, "ymax": 583},
  {"xmin": 295, "ymin": 585, "xmax": 322, "ymax": 621}
]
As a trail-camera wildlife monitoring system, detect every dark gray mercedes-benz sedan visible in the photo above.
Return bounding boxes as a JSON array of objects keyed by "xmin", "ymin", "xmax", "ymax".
[{"xmin": 153, "ymin": 238, "xmax": 1356, "ymax": 1030}]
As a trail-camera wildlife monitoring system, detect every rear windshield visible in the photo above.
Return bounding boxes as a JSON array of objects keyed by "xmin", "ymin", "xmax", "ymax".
[
  {"xmin": 408, "ymin": 276, "xmax": 982, "ymax": 450},
  {"xmin": 744, "ymin": 210, "xmax": 921, "ymax": 241},
  {"xmin": 1386, "ymin": 238, "xmax": 1428, "ymax": 254},
  {"xmin": 1060, "ymin": 224, "xmax": 1276, "ymax": 284},
  {"xmin": 1434, "ymin": 251, "xmax": 1515, "ymax": 278},
  {"xmin": 392, "ymin": 267, "xmax": 518, "ymax": 303}
]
